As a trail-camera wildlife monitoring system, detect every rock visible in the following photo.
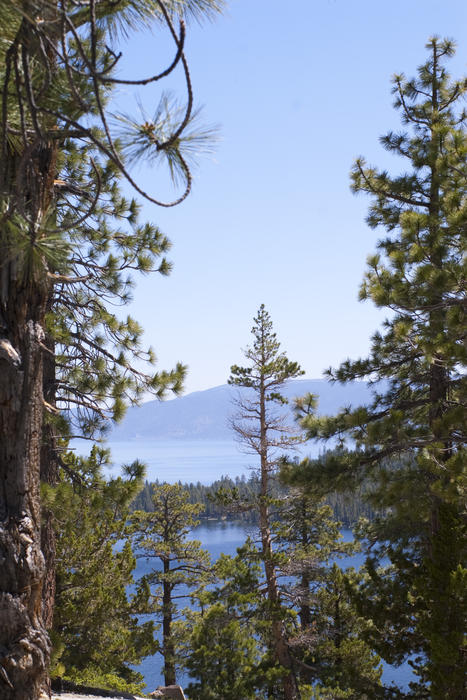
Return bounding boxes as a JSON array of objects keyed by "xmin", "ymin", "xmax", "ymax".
[{"xmin": 150, "ymin": 686, "xmax": 187, "ymax": 700}]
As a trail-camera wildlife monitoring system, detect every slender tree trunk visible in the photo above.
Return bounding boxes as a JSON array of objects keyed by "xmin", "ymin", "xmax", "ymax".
[
  {"xmin": 298, "ymin": 572, "xmax": 311, "ymax": 629},
  {"xmin": 258, "ymin": 375, "xmax": 300, "ymax": 700},
  {"xmin": 298, "ymin": 503, "xmax": 311, "ymax": 629},
  {"xmin": 162, "ymin": 563, "xmax": 176, "ymax": 686},
  {"xmin": 333, "ymin": 586, "xmax": 343, "ymax": 671}
]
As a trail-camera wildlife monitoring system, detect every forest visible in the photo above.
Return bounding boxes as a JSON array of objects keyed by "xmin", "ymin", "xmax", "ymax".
[
  {"xmin": 0, "ymin": 1, "xmax": 465, "ymax": 699},
  {"xmin": 131, "ymin": 471, "xmax": 377, "ymax": 527}
]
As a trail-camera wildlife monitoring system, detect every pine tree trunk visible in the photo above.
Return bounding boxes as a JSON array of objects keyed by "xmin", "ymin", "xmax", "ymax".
[
  {"xmin": 298, "ymin": 572, "xmax": 311, "ymax": 629},
  {"xmin": 0, "ymin": 305, "xmax": 50, "ymax": 699},
  {"xmin": 162, "ymin": 564, "xmax": 176, "ymax": 686},
  {"xmin": 426, "ymin": 358, "xmax": 464, "ymax": 696},
  {"xmin": 0, "ymin": 29, "xmax": 56, "ymax": 686},
  {"xmin": 40, "ymin": 338, "xmax": 58, "ymax": 700},
  {"xmin": 423, "ymin": 57, "xmax": 465, "ymax": 696},
  {"xmin": 298, "ymin": 504, "xmax": 311, "ymax": 629},
  {"xmin": 258, "ymin": 377, "xmax": 300, "ymax": 700},
  {"xmin": 41, "ymin": 332, "xmax": 58, "ymax": 634}
]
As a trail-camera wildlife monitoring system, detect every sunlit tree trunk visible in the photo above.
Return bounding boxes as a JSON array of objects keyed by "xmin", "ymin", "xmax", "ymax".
[{"xmin": 230, "ymin": 305, "xmax": 303, "ymax": 700}]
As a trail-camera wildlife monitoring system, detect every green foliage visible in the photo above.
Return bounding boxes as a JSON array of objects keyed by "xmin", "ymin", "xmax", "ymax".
[
  {"xmin": 183, "ymin": 540, "xmax": 285, "ymax": 700},
  {"xmin": 228, "ymin": 305, "xmax": 306, "ymax": 699},
  {"xmin": 229, "ymin": 303, "xmax": 304, "ymax": 399},
  {"xmin": 51, "ymin": 145, "xmax": 188, "ymax": 438},
  {"xmin": 1, "ymin": 0, "xmax": 222, "ymax": 695},
  {"xmin": 290, "ymin": 39, "xmax": 467, "ymax": 696},
  {"xmin": 61, "ymin": 668, "xmax": 146, "ymax": 696},
  {"xmin": 1, "ymin": 0, "xmax": 224, "ymax": 443},
  {"xmin": 131, "ymin": 483, "xmax": 210, "ymax": 587},
  {"xmin": 132, "ymin": 469, "xmax": 376, "ymax": 527},
  {"xmin": 49, "ymin": 446, "xmax": 155, "ymax": 691},
  {"xmin": 304, "ymin": 565, "xmax": 383, "ymax": 700},
  {"xmin": 131, "ymin": 483, "xmax": 210, "ymax": 685},
  {"xmin": 183, "ymin": 602, "xmax": 260, "ymax": 699},
  {"xmin": 118, "ymin": 98, "xmax": 219, "ymax": 186},
  {"xmin": 273, "ymin": 487, "xmax": 382, "ymax": 698}
]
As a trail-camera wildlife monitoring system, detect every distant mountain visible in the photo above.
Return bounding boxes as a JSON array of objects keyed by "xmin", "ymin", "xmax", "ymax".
[{"xmin": 108, "ymin": 379, "xmax": 374, "ymax": 442}]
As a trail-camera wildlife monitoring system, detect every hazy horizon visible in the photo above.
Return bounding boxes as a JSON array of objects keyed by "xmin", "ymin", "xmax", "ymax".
[{"xmin": 113, "ymin": 0, "xmax": 467, "ymax": 395}]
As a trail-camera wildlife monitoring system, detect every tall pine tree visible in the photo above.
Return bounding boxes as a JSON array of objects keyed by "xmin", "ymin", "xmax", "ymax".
[
  {"xmin": 291, "ymin": 38, "xmax": 466, "ymax": 698},
  {"xmin": 229, "ymin": 304, "xmax": 304, "ymax": 700},
  {"xmin": 0, "ymin": 1, "xmax": 222, "ymax": 697}
]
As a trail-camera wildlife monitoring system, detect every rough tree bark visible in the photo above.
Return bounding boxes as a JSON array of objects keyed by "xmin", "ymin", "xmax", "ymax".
[
  {"xmin": 40, "ymin": 331, "xmax": 58, "ymax": 631},
  {"xmin": 0, "ymin": 12, "xmax": 56, "ymax": 691},
  {"xmin": 0, "ymin": 240, "xmax": 51, "ymax": 698},
  {"xmin": 162, "ymin": 561, "xmax": 176, "ymax": 687}
]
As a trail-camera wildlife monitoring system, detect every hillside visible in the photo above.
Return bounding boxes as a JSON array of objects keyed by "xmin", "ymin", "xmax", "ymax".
[{"xmin": 109, "ymin": 379, "xmax": 373, "ymax": 441}]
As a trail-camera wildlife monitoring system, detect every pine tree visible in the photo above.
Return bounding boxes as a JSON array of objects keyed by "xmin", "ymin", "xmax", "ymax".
[
  {"xmin": 305, "ymin": 565, "xmax": 383, "ymax": 700},
  {"xmin": 291, "ymin": 39, "xmax": 467, "ymax": 697},
  {"xmin": 40, "ymin": 159, "xmax": 187, "ymax": 644},
  {"xmin": 48, "ymin": 448, "xmax": 154, "ymax": 694},
  {"xmin": 274, "ymin": 485, "xmax": 382, "ymax": 698},
  {"xmin": 0, "ymin": 1, "xmax": 222, "ymax": 696},
  {"xmin": 131, "ymin": 483, "xmax": 210, "ymax": 686},
  {"xmin": 183, "ymin": 542, "xmax": 271, "ymax": 700},
  {"xmin": 228, "ymin": 304, "xmax": 305, "ymax": 700}
]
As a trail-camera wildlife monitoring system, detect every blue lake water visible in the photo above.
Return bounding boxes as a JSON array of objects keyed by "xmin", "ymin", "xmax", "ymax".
[
  {"xmin": 132, "ymin": 520, "xmax": 415, "ymax": 695},
  {"xmin": 72, "ymin": 438, "xmax": 321, "ymax": 484}
]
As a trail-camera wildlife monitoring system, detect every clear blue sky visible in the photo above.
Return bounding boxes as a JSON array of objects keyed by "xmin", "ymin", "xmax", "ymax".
[{"xmin": 113, "ymin": 0, "xmax": 467, "ymax": 395}]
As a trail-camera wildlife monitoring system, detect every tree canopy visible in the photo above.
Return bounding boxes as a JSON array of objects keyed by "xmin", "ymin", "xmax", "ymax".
[
  {"xmin": 228, "ymin": 304, "xmax": 305, "ymax": 700},
  {"xmin": 289, "ymin": 38, "xmax": 467, "ymax": 697},
  {"xmin": 132, "ymin": 483, "xmax": 210, "ymax": 686},
  {"xmin": 0, "ymin": 1, "xmax": 222, "ymax": 697},
  {"xmin": 48, "ymin": 448, "xmax": 154, "ymax": 694}
]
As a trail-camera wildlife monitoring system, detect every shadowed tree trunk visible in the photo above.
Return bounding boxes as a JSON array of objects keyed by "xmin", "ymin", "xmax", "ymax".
[
  {"xmin": 162, "ymin": 562, "xmax": 176, "ymax": 686},
  {"xmin": 0, "ymin": 234, "xmax": 51, "ymax": 698},
  {"xmin": 41, "ymin": 330, "xmax": 58, "ymax": 632},
  {"xmin": 0, "ymin": 13, "xmax": 56, "ymax": 690}
]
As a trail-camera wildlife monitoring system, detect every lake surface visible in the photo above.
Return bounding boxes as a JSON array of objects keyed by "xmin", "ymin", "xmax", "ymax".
[
  {"xmin": 72, "ymin": 438, "xmax": 321, "ymax": 484},
  {"xmin": 133, "ymin": 520, "xmax": 414, "ymax": 694}
]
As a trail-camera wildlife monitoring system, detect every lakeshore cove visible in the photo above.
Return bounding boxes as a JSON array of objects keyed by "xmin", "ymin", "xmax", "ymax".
[
  {"xmin": 72, "ymin": 437, "xmax": 415, "ymax": 693},
  {"xmin": 134, "ymin": 521, "xmax": 415, "ymax": 692}
]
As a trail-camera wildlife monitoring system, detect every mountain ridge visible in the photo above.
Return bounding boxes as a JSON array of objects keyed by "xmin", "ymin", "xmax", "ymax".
[{"xmin": 109, "ymin": 378, "xmax": 373, "ymax": 442}]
